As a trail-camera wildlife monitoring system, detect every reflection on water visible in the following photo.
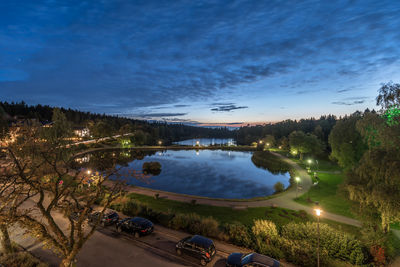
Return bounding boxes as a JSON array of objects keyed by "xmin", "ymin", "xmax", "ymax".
[
  {"xmin": 83, "ymin": 149, "xmax": 290, "ymax": 199},
  {"xmin": 174, "ymin": 138, "xmax": 236, "ymax": 146}
]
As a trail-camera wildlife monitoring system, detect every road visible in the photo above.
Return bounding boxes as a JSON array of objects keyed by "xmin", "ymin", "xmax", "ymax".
[{"xmin": 7, "ymin": 195, "xmax": 294, "ymax": 267}]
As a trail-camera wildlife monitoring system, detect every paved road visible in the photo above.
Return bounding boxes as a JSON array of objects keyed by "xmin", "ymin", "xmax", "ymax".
[
  {"xmin": 7, "ymin": 211, "xmax": 295, "ymax": 267},
  {"xmin": 118, "ymin": 151, "xmax": 362, "ymax": 227}
]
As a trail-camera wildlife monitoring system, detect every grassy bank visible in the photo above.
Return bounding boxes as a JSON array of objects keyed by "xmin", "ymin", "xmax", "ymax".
[
  {"xmin": 127, "ymin": 192, "xmax": 362, "ymax": 236},
  {"xmin": 128, "ymin": 193, "xmax": 309, "ymax": 227},
  {"xmin": 295, "ymin": 172, "xmax": 355, "ymax": 218}
]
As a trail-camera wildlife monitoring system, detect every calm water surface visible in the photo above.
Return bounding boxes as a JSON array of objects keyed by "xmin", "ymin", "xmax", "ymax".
[{"xmin": 120, "ymin": 149, "xmax": 290, "ymax": 199}]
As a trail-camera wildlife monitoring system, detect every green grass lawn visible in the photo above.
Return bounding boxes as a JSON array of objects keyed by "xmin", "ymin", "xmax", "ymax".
[
  {"xmin": 128, "ymin": 193, "xmax": 310, "ymax": 227},
  {"xmin": 127, "ymin": 193, "xmax": 362, "ymax": 237},
  {"xmin": 295, "ymin": 172, "xmax": 355, "ymax": 218},
  {"xmin": 391, "ymin": 222, "xmax": 400, "ymax": 230}
]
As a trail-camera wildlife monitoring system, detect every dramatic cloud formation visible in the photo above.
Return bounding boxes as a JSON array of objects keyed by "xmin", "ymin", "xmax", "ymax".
[{"xmin": 1, "ymin": 0, "xmax": 399, "ymax": 123}]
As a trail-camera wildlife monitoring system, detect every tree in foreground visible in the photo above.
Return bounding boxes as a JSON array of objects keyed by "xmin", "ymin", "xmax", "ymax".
[{"xmin": 0, "ymin": 109, "xmax": 125, "ymax": 267}]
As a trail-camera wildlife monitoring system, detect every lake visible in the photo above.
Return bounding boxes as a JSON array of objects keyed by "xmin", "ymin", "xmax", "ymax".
[
  {"xmin": 173, "ymin": 138, "xmax": 236, "ymax": 146},
  {"xmin": 103, "ymin": 149, "xmax": 290, "ymax": 199}
]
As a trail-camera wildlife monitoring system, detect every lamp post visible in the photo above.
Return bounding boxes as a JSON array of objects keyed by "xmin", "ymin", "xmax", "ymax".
[
  {"xmin": 295, "ymin": 176, "xmax": 300, "ymax": 198},
  {"xmin": 314, "ymin": 208, "xmax": 322, "ymax": 267}
]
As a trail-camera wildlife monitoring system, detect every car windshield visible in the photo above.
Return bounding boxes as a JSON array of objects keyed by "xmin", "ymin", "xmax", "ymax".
[{"xmin": 241, "ymin": 254, "xmax": 252, "ymax": 265}]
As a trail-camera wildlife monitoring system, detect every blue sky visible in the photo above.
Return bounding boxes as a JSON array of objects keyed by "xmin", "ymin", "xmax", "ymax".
[{"xmin": 1, "ymin": 0, "xmax": 400, "ymax": 126}]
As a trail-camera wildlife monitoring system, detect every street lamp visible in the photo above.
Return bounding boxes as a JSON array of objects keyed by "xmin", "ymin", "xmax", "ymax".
[
  {"xmin": 87, "ymin": 170, "xmax": 91, "ymax": 175},
  {"xmin": 259, "ymin": 140, "xmax": 263, "ymax": 144},
  {"xmin": 158, "ymin": 140, "xmax": 162, "ymax": 146},
  {"xmin": 314, "ymin": 207, "xmax": 323, "ymax": 267},
  {"xmin": 295, "ymin": 176, "xmax": 300, "ymax": 198}
]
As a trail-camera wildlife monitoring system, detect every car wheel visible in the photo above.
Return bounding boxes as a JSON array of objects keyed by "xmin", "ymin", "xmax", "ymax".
[
  {"xmin": 200, "ymin": 258, "xmax": 207, "ymax": 266},
  {"xmin": 176, "ymin": 248, "xmax": 182, "ymax": 256},
  {"xmin": 134, "ymin": 232, "xmax": 140, "ymax": 238}
]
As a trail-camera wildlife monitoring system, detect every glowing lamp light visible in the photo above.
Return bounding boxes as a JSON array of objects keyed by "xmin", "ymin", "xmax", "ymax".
[
  {"xmin": 295, "ymin": 176, "xmax": 300, "ymax": 182},
  {"xmin": 158, "ymin": 140, "xmax": 162, "ymax": 145},
  {"xmin": 315, "ymin": 208, "xmax": 322, "ymax": 217},
  {"xmin": 259, "ymin": 140, "xmax": 263, "ymax": 144},
  {"xmin": 307, "ymin": 159, "xmax": 312, "ymax": 164},
  {"xmin": 87, "ymin": 170, "xmax": 92, "ymax": 175}
]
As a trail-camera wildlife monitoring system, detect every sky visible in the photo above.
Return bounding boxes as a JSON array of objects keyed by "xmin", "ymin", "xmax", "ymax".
[{"xmin": 1, "ymin": 0, "xmax": 400, "ymax": 127}]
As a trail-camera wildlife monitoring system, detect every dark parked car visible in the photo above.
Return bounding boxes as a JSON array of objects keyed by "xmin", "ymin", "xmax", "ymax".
[
  {"xmin": 69, "ymin": 206, "xmax": 93, "ymax": 222},
  {"xmin": 116, "ymin": 217, "xmax": 154, "ymax": 238},
  {"xmin": 176, "ymin": 235, "xmax": 216, "ymax": 266},
  {"xmin": 88, "ymin": 210, "xmax": 119, "ymax": 226},
  {"xmin": 226, "ymin": 252, "xmax": 280, "ymax": 267}
]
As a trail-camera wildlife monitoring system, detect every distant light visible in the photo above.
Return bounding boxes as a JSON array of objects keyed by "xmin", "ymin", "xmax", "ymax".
[
  {"xmin": 295, "ymin": 176, "xmax": 300, "ymax": 182},
  {"xmin": 279, "ymin": 146, "xmax": 282, "ymax": 149},
  {"xmin": 307, "ymin": 159, "xmax": 312, "ymax": 164},
  {"xmin": 266, "ymin": 143, "xmax": 270, "ymax": 146},
  {"xmin": 158, "ymin": 140, "xmax": 162, "ymax": 145},
  {"xmin": 315, "ymin": 208, "xmax": 322, "ymax": 217},
  {"xmin": 87, "ymin": 170, "xmax": 91, "ymax": 175},
  {"xmin": 259, "ymin": 140, "xmax": 263, "ymax": 144}
]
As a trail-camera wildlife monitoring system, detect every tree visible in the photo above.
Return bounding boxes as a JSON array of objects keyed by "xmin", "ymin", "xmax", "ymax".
[
  {"xmin": 376, "ymin": 82, "xmax": 400, "ymax": 110},
  {"xmin": 328, "ymin": 116, "xmax": 367, "ymax": 169},
  {"xmin": 346, "ymin": 148, "xmax": 400, "ymax": 233},
  {"xmin": 289, "ymin": 131, "xmax": 323, "ymax": 160},
  {"xmin": 0, "ymin": 111, "xmax": 125, "ymax": 266},
  {"xmin": 261, "ymin": 135, "xmax": 276, "ymax": 148}
]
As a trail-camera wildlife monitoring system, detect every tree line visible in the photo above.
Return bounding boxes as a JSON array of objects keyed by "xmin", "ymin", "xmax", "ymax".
[{"xmin": 0, "ymin": 101, "xmax": 234, "ymax": 144}]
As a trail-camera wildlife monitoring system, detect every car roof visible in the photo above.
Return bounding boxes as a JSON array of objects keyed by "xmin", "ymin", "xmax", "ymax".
[
  {"xmin": 131, "ymin": 217, "xmax": 150, "ymax": 224},
  {"xmin": 188, "ymin": 235, "xmax": 214, "ymax": 249},
  {"xmin": 246, "ymin": 253, "xmax": 280, "ymax": 266}
]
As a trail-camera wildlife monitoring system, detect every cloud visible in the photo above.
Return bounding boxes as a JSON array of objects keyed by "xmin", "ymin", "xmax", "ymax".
[
  {"xmin": 0, "ymin": 0, "xmax": 399, "ymax": 119},
  {"xmin": 211, "ymin": 104, "xmax": 248, "ymax": 112},
  {"xmin": 129, "ymin": 112, "xmax": 188, "ymax": 118},
  {"xmin": 332, "ymin": 100, "xmax": 366, "ymax": 106}
]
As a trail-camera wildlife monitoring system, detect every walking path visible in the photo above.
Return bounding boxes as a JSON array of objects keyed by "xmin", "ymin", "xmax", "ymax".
[{"xmin": 118, "ymin": 151, "xmax": 362, "ymax": 227}]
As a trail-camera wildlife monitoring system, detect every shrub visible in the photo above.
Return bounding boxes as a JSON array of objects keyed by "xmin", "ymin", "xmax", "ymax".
[
  {"xmin": 121, "ymin": 199, "xmax": 143, "ymax": 216},
  {"xmin": 223, "ymin": 222, "xmax": 252, "ymax": 247},
  {"xmin": 142, "ymin": 162, "xmax": 161, "ymax": 175},
  {"xmin": 0, "ymin": 252, "xmax": 48, "ymax": 267},
  {"xmin": 252, "ymin": 219, "xmax": 278, "ymax": 244},
  {"xmin": 169, "ymin": 213, "xmax": 220, "ymax": 238},
  {"xmin": 273, "ymin": 182, "xmax": 285, "ymax": 193},
  {"xmin": 277, "ymin": 238, "xmax": 329, "ymax": 267},
  {"xmin": 281, "ymin": 222, "xmax": 367, "ymax": 265}
]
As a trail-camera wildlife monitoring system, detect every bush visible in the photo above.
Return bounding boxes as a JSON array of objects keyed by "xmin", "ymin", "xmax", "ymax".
[
  {"xmin": 223, "ymin": 222, "xmax": 252, "ymax": 247},
  {"xmin": 273, "ymin": 182, "xmax": 285, "ymax": 193},
  {"xmin": 169, "ymin": 213, "xmax": 220, "ymax": 238},
  {"xmin": 142, "ymin": 162, "xmax": 161, "ymax": 175},
  {"xmin": 252, "ymin": 219, "xmax": 278, "ymax": 242},
  {"xmin": 0, "ymin": 252, "xmax": 48, "ymax": 267},
  {"xmin": 277, "ymin": 238, "xmax": 329, "ymax": 267},
  {"xmin": 121, "ymin": 199, "xmax": 143, "ymax": 216},
  {"xmin": 281, "ymin": 222, "xmax": 367, "ymax": 265}
]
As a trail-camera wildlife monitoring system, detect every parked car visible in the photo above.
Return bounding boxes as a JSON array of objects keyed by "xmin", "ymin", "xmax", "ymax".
[
  {"xmin": 88, "ymin": 210, "xmax": 119, "ymax": 226},
  {"xmin": 176, "ymin": 235, "xmax": 216, "ymax": 266},
  {"xmin": 226, "ymin": 252, "xmax": 280, "ymax": 267},
  {"xmin": 69, "ymin": 205, "xmax": 93, "ymax": 222},
  {"xmin": 116, "ymin": 217, "xmax": 154, "ymax": 238}
]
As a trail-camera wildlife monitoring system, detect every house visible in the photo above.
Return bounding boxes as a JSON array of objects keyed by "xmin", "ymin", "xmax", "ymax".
[{"xmin": 73, "ymin": 126, "xmax": 90, "ymax": 137}]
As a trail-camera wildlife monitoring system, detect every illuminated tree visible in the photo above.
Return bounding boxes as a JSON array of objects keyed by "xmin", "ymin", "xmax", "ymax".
[
  {"xmin": 289, "ymin": 131, "xmax": 323, "ymax": 160},
  {"xmin": 0, "ymin": 110, "xmax": 125, "ymax": 267}
]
